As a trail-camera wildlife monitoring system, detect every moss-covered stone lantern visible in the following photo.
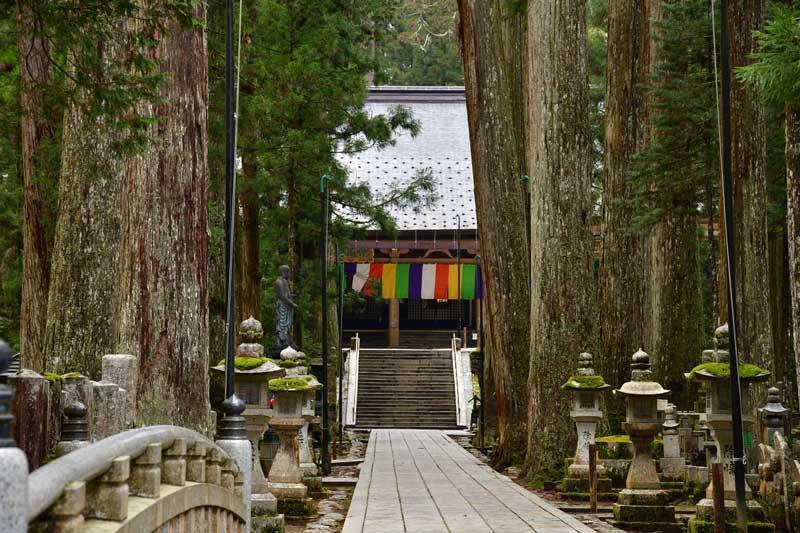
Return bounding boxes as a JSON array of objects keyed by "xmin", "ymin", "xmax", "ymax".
[
  {"xmin": 612, "ymin": 349, "xmax": 680, "ymax": 531},
  {"xmin": 212, "ymin": 316, "xmax": 285, "ymax": 493},
  {"xmin": 759, "ymin": 385, "xmax": 788, "ymax": 446},
  {"xmin": 560, "ymin": 352, "xmax": 612, "ymax": 497},
  {"xmin": 265, "ymin": 377, "xmax": 311, "ymax": 501},
  {"xmin": 686, "ymin": 324, "xmax": 772, "ymax": 531}
]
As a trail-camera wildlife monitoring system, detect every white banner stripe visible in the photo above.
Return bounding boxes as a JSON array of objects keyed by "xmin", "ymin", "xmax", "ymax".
[
  {"xmin": 421, "ymin": 264, "xmax": 436, "ymax": 299},
  {"xmin": 353, "ymin": 263, "xmax": 370, "ymax": 292}
]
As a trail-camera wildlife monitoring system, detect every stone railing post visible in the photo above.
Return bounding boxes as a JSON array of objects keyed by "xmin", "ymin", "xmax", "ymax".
[
  {"xmin": 206, "ymin": 447, "xmax": 222, "ymax": 485},
  {"xmin": 162, "ymin": 438, "xmax": 187, "ymax": 486},
  {"xmin": 42, "ymin": 481, "xmax": 86, "ymax": 532},
  {"xmin": 0, "ymin": 338, "xmax": 28, "ymax": 533},
  {"xmin": 187, "ymin": 442, "xmax": 207, "ymax": 482},
  {"xmin": 130, "ymin": 443, "xmax": 161, "ymax": 498},
  {"xmin": 217, "ymin": 394, "xmax": 252, "ymax": 531},
  {"xmin": 86, "ymin": 456, "xmax": 129, "ymax": 521},
  {"xmin": 8, "ymin": 369, "xmax": 48, "ymax": 468}
]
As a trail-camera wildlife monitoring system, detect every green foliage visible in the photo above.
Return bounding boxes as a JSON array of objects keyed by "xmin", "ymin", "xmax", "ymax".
[
  {"xmin": 628, "ymin": 0, "xmax": 717, "ymax": 230},
  {"xmin": 596, "ymin": 434, "xmax": 631, "ymax": 444},
  {"xmin": 380, "ymin": 0, "xmax": 463, "ymax": 86},
  {"xmin": 686, "ymin": 361, "xmax": 769, "ymax": 380},
  {"xmin": 738, "ymin": 5, "xmax": 800, "ymax": 107}
]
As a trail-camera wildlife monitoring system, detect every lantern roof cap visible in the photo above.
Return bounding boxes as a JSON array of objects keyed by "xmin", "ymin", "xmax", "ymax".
[
  {"xmin": 212, "ymin": 356, "xmax": 285, "ymax": 376},
  {"xmin": 614, "ymin": 349, "xmax": 671, "ymax": 397},
  {"xmin": 759, "ymin": 386, "xmax": 789, "ymax": 415}
]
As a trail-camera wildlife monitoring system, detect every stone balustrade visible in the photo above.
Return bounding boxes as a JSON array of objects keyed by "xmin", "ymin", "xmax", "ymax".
[{"xmin": 17, "ymin": 425, "xmax": 249, "ymax": 532}]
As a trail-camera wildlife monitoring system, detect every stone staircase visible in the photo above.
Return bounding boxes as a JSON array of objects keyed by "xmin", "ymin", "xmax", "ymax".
[{"xmin": 355, "ymin": 349, "xmax": 458, "ymax": 428}]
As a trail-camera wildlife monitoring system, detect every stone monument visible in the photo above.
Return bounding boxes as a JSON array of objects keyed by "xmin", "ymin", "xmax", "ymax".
[
  {"xmin": 266, "ymin": 377, "xmax": 311, "ymax": 506},
  {"xmin": 560, "ymin": 352, "xmax": 613, "ymax": 498},
  {"xmin": 612, "ymin": 349, "xmax": 681, "ymax": 532},
  {"xmin": 686, "ymin": 324, "xmax": 772, "ymax": 531},
  {"xmin": 660, "ymin": 403, "xmax": 685, "ymax": 483},
  {"xmin": 277, "ymin": 346, "xmax": 321, "ymax": 477},
  {"xmin": 274, "ymin": 265, "xmax": 297, "ymax": 352}
]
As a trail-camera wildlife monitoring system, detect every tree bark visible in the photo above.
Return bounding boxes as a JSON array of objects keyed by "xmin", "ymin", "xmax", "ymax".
[
  {"xmin": 524, "ymin": 0, "xmax": 594, "ymax": 482},
  {"xmin": 457, "ymin": 0, "xmax": 531, "ymax": 468},
  {"xmin": 599, "ymin": 0, "xmax": 651, "ymax": 432},
  {"xmin": 718, "ymin": 0, "xmax": 773, "ymax": 371},
  {"xmin": 238, "ymin": 162, "xmax": 261, "ymax": 323},
  {"xmin": 18, "ymin": 1, "xmax": 60, "ymax": 372},
  {"xmin": 44, "ymin": 102, "xmax": 124, "ymax": 377},
  {"xmin": 116, "ymin": 5, "xmax": 211, "ymax": 432},
  {"xmin": 787, "ymin": 106, "xmax": 800, "ymax": 406}
]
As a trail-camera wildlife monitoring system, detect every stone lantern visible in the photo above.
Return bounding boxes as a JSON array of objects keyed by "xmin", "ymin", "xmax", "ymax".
[
  {"xmin": 299, "ymin": 374, "xmax": 322, "ymax": 477},
  {"xmin": 612, "ymin": 349, "xmax": 680, "ymax": 531},
  {"xmin": 212, "ymin": 316, "xmax": 285, "ymax": 493},
  {"xmin": 266, "ymin": 377, "xmax": 312, "ymax": 501},
  {"xmin": 759, "ymin": 385, "xmax": 788, "ymax": 446},
  {"xmin": 560, "ymin": 353, "xmax": 612, "ymax": 496},
  {"xmin": 686, "ymin": 324, "xmax": 771, "ymax": 529}
]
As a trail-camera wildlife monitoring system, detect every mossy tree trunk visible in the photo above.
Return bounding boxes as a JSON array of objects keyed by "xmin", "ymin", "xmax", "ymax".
[
  {"xmin": 599, "ymin": 0, "xmax": 651, "ymax": 432},
  {"xmin": 458, "ymin": 0, "xmax": 530, "ymax": 468},
  {"xmin": 787, "ymin": 106, "xmax": 800, "ymax": 405},
  {"xmin": 44, "ymin": 101, "xmax": 124, "ymax": 378},
  {"xmin": 237, "ymin": 161, "xmax": 262, "ymax": 324},
  {"xmin": 116, "ymin": 5, "xmax": 210, "ymax": 431},
  {"xmin": 717, "ymin": 0, "xmax": 773, "ymax": 373},
  {"xmin": 18, "ymin": 1, "xmax": 60, "ymax": 372},
  {"xmin": 523, "ymin": 0, "xmax": 594, "ymax": 482}
]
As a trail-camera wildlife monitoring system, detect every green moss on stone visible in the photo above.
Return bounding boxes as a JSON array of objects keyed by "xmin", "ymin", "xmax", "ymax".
[
  {"xmin": 43, "ymin": 372, "xmax": 63, "ymax": 383},
  {"xmin": 597, "ymin": 435, "xmax": 632, "ymax": 444},
  {"xmin": 61, "ymin": 372, "xmax": 82, "ymax": 379},
  {"xmin": 562, "ymin": 374, "xmax": 608, "ymax": 390},
  {"xmin": 269, "ymin": 377, "xmax": 312, "ymax": 391},
  {"xmin": 278, "ymin": 359, "xmax": 298, "ymax": 368},
  {"xmin": 277, "ymin": 498, "xmax": 316, "ymax": 517},
  {"xmin": 687, "ymin": 361, "xmax": 767, "ymax": 380},
  {"xmin": 689, "ymin": 519, "xmax": 775, "ymax": 533},
  {"xmin": 216, "ymin": 357, "xmax": 275, "ymax": 370}
]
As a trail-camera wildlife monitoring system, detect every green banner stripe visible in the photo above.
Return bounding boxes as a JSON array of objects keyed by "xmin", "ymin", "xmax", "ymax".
[
  {"xmin": 395, "ymin": 264, "xmax": 410, "ymax": 299},
  {"xmin": 461, "ymin": 265, "xmax": 476, "ymax": 300}
]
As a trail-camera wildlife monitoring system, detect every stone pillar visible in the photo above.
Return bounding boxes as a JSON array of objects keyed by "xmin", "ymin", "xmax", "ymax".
[
  {"xmin": 8, "ymin": 369, "xmax": 48, "ymax": 468},
  {"xmin": 217, "ymin": 394, "xmax": 252, "ymax": 531},
  {"xmin": 62, "ymin": 374, "xmax": 93, "ymax": 438},
  {"xmin": 0, "ymin": 448, "xmax": 28, "ymax": 533},
  {"xmin": 217, "ymin": 439, "xmax": 252, "ymax": 530},
  {"xmin": 91, "ymin": 381, "xmax": 126, "ymax": 441},
  {"xmin": 660, "ymin": 404, "xmax": 685, "ymax": 482},
  {"xmin": 388, "ymin": 298, "xmax": 400, "ymax": 347},
  {"xmin": 101, "ymin": 354, "xmax": 138, "ymax": 428},
  {"xmin": 55, "ymin": 400, "xmax": 90, "ymax": 457},
  {"xmin": 267, "ymin": 387, "xmax": 308, "ymax": 501}
]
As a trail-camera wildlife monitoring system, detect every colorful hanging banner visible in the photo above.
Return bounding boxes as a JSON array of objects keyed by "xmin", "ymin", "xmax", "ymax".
[{"xmin": 343, "ymin": 262, "xmax": 483, "ymax": 300}]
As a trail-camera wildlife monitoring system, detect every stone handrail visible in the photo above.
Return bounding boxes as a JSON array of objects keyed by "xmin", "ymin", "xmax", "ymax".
[
  {"xmin": 27, "ymin": 425, "xmax": 241, "ymax": 523},
  {"xmin": 450, "ymin": 335, "xmax": 463, "ymax": 427}
]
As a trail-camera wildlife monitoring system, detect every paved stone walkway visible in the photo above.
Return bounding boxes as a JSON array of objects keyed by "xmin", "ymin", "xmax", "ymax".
[{"xmin": 342, "ymin": 429, "xmax": 596, "ymax": 533}]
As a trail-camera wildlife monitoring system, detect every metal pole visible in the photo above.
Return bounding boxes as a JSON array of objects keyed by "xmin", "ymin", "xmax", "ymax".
[
  {"xmin": 457, "ymin": 214, "xmax": 462, "ymax": 342},
  {"xmin": 320, "ymin": 175, "xmax": 332, "ymax": 475},
  {"xmin": 477, "ymin": 255, "xmax": 485, "ymax": 449},
  {"xmin": 223, "ymin": 0, "xmax": 236, "ymax": 402},
  {"xmin": 718, "ymin": 2, "xmax": 748, "ymax": 529},
  {"xmin": 336, "ymin": 244, "xmax": 344, "ymax": 456}
]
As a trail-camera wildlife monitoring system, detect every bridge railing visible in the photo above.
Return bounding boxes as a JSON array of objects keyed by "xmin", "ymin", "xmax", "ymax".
[
  {"xmin": 6, "ymin": 425, "xmax": 250, "ymax": 532},
  {"xmin": 344, "ymin": 334, "xmax": 361, "ymax": 426},
  {"xmin": 451, "ymin": 335, "xmax": 464, "ymax": 428}
]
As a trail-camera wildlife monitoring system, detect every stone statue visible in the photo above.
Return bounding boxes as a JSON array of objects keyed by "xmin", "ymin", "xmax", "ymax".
[{"xmin": 274, "ymin": 265, "xmax": 297, "ymax": 350}]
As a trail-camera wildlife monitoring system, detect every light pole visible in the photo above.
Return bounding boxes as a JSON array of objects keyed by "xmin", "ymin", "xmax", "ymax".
[
  {"xmin": 320, "ymin": 174, "xmax": 333, "ymax": 475},
  {"xmin": 218, "ymin": 0, "xmax": 246, "ymax": 440},
  {"xmin": 456, "ymin": 214, "xmax": 462, "ymax": 342},
  {"xmin": 476, "ymin": 255, "xmax": 485, "ymax": 449},
  {"xmin": 719, "ymin": 1, "xmax": 747, "ymax": 530}
]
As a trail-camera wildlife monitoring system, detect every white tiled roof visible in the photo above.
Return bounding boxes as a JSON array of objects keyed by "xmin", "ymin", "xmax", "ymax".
[{"xmin": 338, "ymin": 87, "xmax": 477, "ymax": 231}]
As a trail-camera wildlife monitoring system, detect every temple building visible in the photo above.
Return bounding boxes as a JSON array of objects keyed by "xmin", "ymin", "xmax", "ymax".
[{"xmin": 338, "ymin": 86, "xmax": 481, "ymax": 348}]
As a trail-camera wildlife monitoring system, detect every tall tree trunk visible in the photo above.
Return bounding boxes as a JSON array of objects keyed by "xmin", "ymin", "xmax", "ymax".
[
  {"xmin": 647, "ymin": 0, "xmax": 703, "ymax": 407},
  {"xmin": 787, "ymin": 106, "xmax": 800, "ymax": 406},
  {"xmin": 717, "ymin": 0, "xmax": 773, "ymax": 372},
  {"xmin": 238, "ymin": 162, "xmax": 261, "ymax": 323},
  {"xmin": 116, "ymin": 6, "xmax": 210, "ymax": 431},
  {"xmin": 457, "ymin": 0, "xmax": 530, "ymax": 468},
  {"xmin": 650, "ymin": 208, "xmax": 702, "ymax": 408},
  {"xmin": 524, "ymin": 0, "xmax": 594, "ymax": 482},
  {"xmin": 44, "ymin": 103, "xmax": 124, "ymax": 377},
  {"xmin": 18, "ymin": 1, "xmax": 60, "ymax": 373},
  {"xmin": 599, "ymin": 0, "xmax": 651, "ymax": 432}
]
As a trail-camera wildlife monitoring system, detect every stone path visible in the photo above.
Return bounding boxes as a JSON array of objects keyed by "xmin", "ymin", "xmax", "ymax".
[{"xmin": 342, "ymin": 429, "xmax": 597, "ymax": 533}]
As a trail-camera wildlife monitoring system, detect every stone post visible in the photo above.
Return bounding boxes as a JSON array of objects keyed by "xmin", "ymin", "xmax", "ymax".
[
  {"xmin": 86, "ymin": 456, "xmax": 129, "ymax": 521},
  {"xmin": 660, "ymin": 404, "xmax": 685, "ymax": 482},
  {"xmin": 217, "ymin": 394, "xmax": 252, "ymax": 531},
  {"xmin": 130, "ymin": 443, "xmax": 161, "ymax": 498},
  {"xmin": 0, "ymin": 338, "xmax": 28, "ymax": 533},
  {"xmin": 8, "ymin": 369, "xmax": 48, "ymax": 468},
  {"xmin": 101, "ymin": 354, "xmax": 138, "ymax": 428},
  {"xmin": 62, "ymin": 374, "xmax": 93, "ymax": 438},
  {"xmin": 91, "ymin": 381, "xmax": 126, "ymax": 441},
  {"xmin": 759, "ymin": 385, "xmax": 788, "ymax": 446},
  {"xmin": 266, "ymin": 380, "xmax": 308, "ymax": 502},
  {"xmin": 55, "ymin": 400, "xmax": 90, "ymax": 457}
]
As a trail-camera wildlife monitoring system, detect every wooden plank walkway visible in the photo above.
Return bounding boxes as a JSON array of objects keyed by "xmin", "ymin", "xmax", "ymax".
[{"xmin": 342, "ymin": 429, "xmax": 597, "ymax": 533}]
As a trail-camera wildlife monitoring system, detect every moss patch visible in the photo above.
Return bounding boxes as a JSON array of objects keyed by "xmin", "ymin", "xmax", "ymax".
[
  {"xmin": 61, "ymin": 371, "xmax": 82, "ymax": 380},
  {"xmin": 43, "ymin": 372, "xmax": 63, "ymax": 383},
  {"xmin": 597, "ymin": 435, "xmax": 632, "ymax": 444},
  {"xmin": 562, "ymin": 374, "xmax": 608, "ymax": 390},
  {"xmin": 278, "ymin": 359, "xmax": 298, "ymax": 368},
  {"xmin": 269, "ymin": 377, "xmax": 312, "ymax": 391},
  {"xmin": 687, "ymin": 361, "xmax": 768, "ymax": 380},
  {"xmin": 215, "ymin": 356, "xmax": 276, "ymax": 370}
]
